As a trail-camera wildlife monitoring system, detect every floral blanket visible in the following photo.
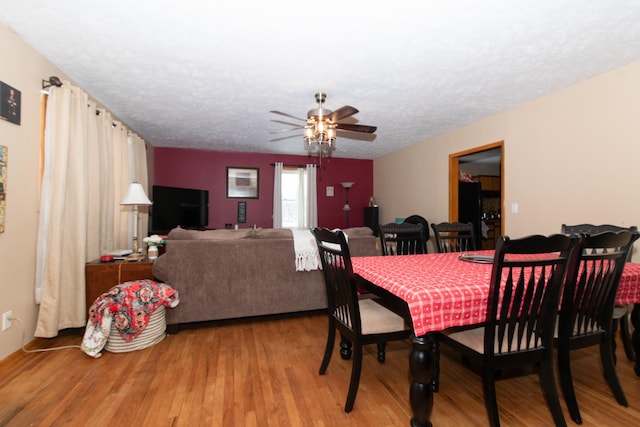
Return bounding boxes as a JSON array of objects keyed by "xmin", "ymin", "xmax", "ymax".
[{"xmin": 81, "ymin": 279, "xmax": 179, "ymax": 358}]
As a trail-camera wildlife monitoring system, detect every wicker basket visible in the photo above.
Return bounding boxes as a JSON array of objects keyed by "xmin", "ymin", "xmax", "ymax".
[{"xmin": 105, "ymin": 306, "xmax": 166, "ymax": 353}]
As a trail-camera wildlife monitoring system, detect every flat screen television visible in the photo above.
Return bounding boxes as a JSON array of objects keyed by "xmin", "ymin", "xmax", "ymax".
[{"xmin": 151, "ymin": 185, "xmax": 209, "ymax": 233}]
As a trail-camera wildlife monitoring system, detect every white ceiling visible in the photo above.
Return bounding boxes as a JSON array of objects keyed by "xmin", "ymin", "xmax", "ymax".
[{"xmin": 2, "ymin": 1, "xmax": 640, "ymax": 160}]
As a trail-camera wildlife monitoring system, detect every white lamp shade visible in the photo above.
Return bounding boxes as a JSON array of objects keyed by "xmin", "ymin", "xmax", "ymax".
[
  {"xmin": 120, "ymin": 182, "xmax": 152, "ymax": 205},
  {"xmin": 341, "ymin": 182, "xmax": 354, "ymax": 189}
]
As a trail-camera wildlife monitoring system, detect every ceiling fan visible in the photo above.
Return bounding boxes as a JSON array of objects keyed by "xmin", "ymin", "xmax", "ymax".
[{"xmin": 270, "ymin": 92, "xmax": 377, "ymax": 157}]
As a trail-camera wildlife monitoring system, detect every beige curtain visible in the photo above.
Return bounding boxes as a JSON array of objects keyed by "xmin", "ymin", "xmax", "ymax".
[{"xmin": 35, "ymin": 82, "xmax": 148, "ymax": 337}]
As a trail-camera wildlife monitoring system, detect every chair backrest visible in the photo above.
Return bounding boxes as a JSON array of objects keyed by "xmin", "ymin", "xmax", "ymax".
[
  {"xmin": 561, "ymin": 223, "xmax": 638, "ymax": 261},
  {"xmin": 311, "ymin": 227, "xmax": 361, "ymax": 334},
  {"xmin": 403, "ymin": 215, "xmax": 430, "ymax": 251},
  {"xmin": 559, "ymin": 230, "xmax": 639, "ymax": 340},
  {"xmin": 485, "ymin": 234, "xmax": 581, "ymax": 356},
  {"xmin": 431, "ymin": 222, "xmax": 477, "ymax": 253},
  {"xmin": 377, "ymin": 222, "xmax": 427, "ymax": 256}
]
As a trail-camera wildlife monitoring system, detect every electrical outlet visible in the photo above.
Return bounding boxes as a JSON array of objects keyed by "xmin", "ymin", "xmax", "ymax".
[{"xmin": 2, "ymin": 311, "xmax": 12, "ymax": 331}]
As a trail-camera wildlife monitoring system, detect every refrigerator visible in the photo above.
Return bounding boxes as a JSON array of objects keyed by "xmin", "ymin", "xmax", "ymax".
[{"xmin": 458, "ymin": 181, "xmax": 483, "ymax": 249}]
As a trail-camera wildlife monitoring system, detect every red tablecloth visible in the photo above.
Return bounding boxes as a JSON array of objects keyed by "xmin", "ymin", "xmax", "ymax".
[{"xmin": 352, "ymin": 251, "xmax": 640, "ymax": 337}]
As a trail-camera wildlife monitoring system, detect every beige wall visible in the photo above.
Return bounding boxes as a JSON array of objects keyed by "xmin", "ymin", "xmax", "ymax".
[
  {"xmin": 375, "ymin": 60, "xmax": 640, "ymax": 252},
  {"xmin": 0, "ymin": 23, "xmax": 69, "ymax": 360}
]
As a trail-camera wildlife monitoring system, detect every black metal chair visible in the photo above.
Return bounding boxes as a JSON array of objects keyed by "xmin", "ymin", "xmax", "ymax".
[
  {"xmin": 437, "ymin": 233, "xmax": 580, "ymax": 427},
  {"xmin": 431, "ymin": 221, "xmax": 477, "ymax": 253},
  {"xmin": 561, "ymin": 223, "xmax": 638, "ymax": 362},
  {"xmin": 377, "ymin": 222, "xmax": 427, "ymax": 256},
  {"xmin": 404, "ymin": 214, "xmax": 430, "ymax": 253},
  {"xmin": 311, "ymin": 227, "xmax": 411, "ymax": 413},
  {"xmin": 556, "ymin": 230, "xmax": 638, "ymax": 424}
]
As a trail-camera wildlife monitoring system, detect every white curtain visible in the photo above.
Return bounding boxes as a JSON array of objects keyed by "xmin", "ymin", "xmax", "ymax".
[
  {"xmin": 35, "ymin": 82, "xmax": 148, "ymax": 337},
  {"xmin": 272, "ymin": 162, "xmax": 283, "ymax": 228},
  {"xmin": 305, "ymin": 164, "xmax": 318, "ymax": 228}
]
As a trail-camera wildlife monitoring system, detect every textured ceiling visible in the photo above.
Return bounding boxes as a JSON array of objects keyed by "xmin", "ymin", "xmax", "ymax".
[{"xmin": 2, "ymin": 1, "xmax": 640, "ymax": 159}]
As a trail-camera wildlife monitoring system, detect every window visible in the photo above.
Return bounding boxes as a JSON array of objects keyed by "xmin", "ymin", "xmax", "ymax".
[{"xmin": 281, "ymin": 167, "xmax": 308, "ymax": 228}]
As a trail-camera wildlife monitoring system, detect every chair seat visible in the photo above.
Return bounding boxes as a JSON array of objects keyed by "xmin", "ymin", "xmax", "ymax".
[
  {"xmin": 443, "ymin": 324, "xmax": 541, "ymax": 355},
  {"xmin": 359, "ymin": 299, "xmax": 406, "ymax": 335},
  {"xmin": 613, "ymin": 305, "xmax": 628, "ymax": 319}
]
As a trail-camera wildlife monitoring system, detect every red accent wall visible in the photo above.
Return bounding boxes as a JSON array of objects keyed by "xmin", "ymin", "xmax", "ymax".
[{"xmin": 152, "ymin": 147, "xmax": 373, "ymax": 230}]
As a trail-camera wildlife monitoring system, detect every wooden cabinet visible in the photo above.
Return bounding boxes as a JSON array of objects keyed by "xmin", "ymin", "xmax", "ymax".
[
  {"xmin": 85, "ymin": 260, "xmax": 154, "ymax": 309},
  {"xmin": 478, "ymin": 175, "xmax": 501, "ymax": 192},
  {"xmin": 364, "ymin": 206, "xmax": 379, "ymax": 235}
]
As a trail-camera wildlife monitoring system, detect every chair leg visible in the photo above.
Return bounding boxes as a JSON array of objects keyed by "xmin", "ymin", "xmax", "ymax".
[
  {"xmin": 340, "ymin": 335, "xmax": 352, "ymax": 360},
  {"xmin": 320, "ymin": 319, "xmax": 336, "ymax": 375},
  {"xmin": 377, "ymin": 342, "xmax": 386, "ymax": 363},
  {"xmin": 344, "ymin": 344, "xmax": 363, "ymax": 413},
  {"xmin": 600, "ymin": 334, "xmax": 628, "ymax": 407},
  {"xmin": 481, "ymin": 367, "xmax": 500, "ymax": 427},
  {"xmin": 432, "ymin": 339, "xmax": 440, "ymax": 392},
  {"xmin": 619, "ymin": 312, "xmax": 636, "ymax": 361},
  {"xmin": 539, "ymin": 357, "xmax": 568, "ymax": 427},
  {"xmin": 557, "ymin": 339, "xmax": 581, "ymax": 424}
]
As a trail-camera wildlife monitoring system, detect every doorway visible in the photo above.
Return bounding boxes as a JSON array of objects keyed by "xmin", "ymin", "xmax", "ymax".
[{"xmin": 449, "ymin": 141, "xmax": 504, "ymax": 248}]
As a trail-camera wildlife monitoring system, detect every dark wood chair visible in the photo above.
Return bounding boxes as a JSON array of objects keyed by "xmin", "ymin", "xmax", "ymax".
[
  {"xmin": 431, "ymin": 221, "xmax": 477, "ymax": 253},
  {"xmin": 311, "ymin": 227, "xmax": 411, "ymax": 413},
  {"xmin": 561, "ymin": 223, "xmax": 638, "ymax": 362},
  {"xmin": 437, "ymin": 234, "xmax": 580, "ymax": 427},
  {"xmin": 556, "ymin": 230, "xmax": 638, "ymax": 424},
  {"xmin": 403, "ymin": 214, "xmax": 430, "ymax": 253},
  {"xmin": 377, "ymin": 222, "xmax": 427, "ymax": 256}
]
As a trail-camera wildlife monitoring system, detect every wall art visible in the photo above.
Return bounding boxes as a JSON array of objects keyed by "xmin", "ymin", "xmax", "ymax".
[
  {"xmin": 226, "ymin": 167, "xmax": 259, "ymax": 199},
  {"xmin": 0, "ymin": 81, "xmax": 21, "ymax": 125}
]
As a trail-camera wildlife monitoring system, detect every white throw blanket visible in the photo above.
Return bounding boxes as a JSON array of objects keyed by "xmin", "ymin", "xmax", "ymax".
[
  {"xmin": 291, "ymin": 228, "xmax": 348, "ymax": 272},
  {"xmin": 291, "ymin": 229, "xmax": 320, "ymax": 271}
]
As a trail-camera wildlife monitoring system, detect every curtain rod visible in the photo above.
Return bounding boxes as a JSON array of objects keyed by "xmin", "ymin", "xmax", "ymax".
[{"xmin": 270, "ymin": 162, "xmax": 308, "ymax": 168}]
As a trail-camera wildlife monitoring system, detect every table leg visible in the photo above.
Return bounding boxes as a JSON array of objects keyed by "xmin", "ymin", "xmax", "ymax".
[
  {"xmin": 632, "ymin": 304, "xmax": 640, "ymax": 376},
  {"xmin": 409, "ymin": 334, "xmax": 435, "ymax": 427}
]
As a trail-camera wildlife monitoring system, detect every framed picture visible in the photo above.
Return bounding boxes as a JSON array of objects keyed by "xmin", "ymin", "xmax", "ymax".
[
  {"xmin": 237, "ymin": 201, "xmax": 247, "ymax": 223},
  {"xmin": 226, "ymin": 167, "xmax": 259, "ymax": 199},
  {"xmin": 0, "ymin": 81, "xmax": 21, "ymax": 125}
]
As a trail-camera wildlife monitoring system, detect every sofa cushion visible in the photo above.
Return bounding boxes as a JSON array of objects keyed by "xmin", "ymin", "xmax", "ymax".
[
  {"xmin": 168, "ymin": 227, "xmax": 250, "ymax": 240},
  {"xmin": 253, "ymin": 228, "xmax": 293, "ymax": 239}
]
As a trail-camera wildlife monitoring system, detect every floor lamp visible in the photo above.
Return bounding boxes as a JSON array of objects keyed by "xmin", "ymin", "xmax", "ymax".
[
  {"xmin": 341, "ymin": 182, "xmax": 354, "ymax": 228},
  {"xmin": 120, "ymin": 181, "xmax": 152, "ymax": 262}
]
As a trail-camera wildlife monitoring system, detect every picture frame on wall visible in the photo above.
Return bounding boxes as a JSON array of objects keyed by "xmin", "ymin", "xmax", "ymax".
[
  {"xmin": 0, "ymin": 81, "xmax": 21, "ymax": 125},
  {"xmin": 226, "ymin": 167, "xmax": 259, "ymax": 199}
]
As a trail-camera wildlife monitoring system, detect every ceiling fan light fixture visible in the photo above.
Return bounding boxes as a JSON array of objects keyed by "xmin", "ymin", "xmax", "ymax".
[{"xmin": 272, "ymin": 92, "xmax": 375, "ymax": 160}]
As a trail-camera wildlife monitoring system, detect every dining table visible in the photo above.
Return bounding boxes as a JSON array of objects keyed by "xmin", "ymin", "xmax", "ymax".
[{"xmin": 351, "ymin": 250, "xmax": 640, "ymax": 427}]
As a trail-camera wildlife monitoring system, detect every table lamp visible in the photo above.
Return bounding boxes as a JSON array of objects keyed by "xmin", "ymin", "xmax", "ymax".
[{"xmin": 120, "ymin": 181, "xmax": 152, "ymax": 262}]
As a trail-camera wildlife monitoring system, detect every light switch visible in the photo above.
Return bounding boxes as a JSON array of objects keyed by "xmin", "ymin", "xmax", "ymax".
[
  {"xmin": 326, "ymin": 186, "xmax": 334, "ymax": 197},
  {"xmin": 511, "ymin": 203, "xmax": 518, "ymax": 213}
]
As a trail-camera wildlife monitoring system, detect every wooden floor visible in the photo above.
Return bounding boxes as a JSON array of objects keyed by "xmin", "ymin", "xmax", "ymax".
[{"xmin": 1, "ymin": 312, "xmax": 640, "ymax": 426}]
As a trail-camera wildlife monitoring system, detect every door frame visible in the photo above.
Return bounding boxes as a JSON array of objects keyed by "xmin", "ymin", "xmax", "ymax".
[{"xmin": 448, "ymin": 141, "xmax": 504, "ymax": 230}]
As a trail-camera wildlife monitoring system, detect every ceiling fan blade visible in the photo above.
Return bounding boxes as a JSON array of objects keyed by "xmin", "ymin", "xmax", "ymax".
[
  {"xmin": 269, "ymin": 134, "xmax": 300, "ymax": 142},
  {"xmin": 269, "ymin": 127, "xmax": 303, "ymax": 134},
  {"xmin": 328, "ymin": 105, "xmax": 359, "ymax": 122},
  {"xmin": 270, "ymin": 110, "xmax": 307, "ymax": 122},
  {"xmin": 336, "ymin": 123, "xmax": 377, "ymax": 133},
  {"xmin": 271, "ymin": 119, "xmax": 305, "ymax": 128}
]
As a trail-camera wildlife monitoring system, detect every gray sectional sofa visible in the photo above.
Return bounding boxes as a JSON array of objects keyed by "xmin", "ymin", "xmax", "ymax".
[{"xmin": 152, "ymin": 226, "xmax": 379, "ymax": 329}]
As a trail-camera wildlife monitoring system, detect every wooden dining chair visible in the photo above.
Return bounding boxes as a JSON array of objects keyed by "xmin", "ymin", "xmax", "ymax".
[
  {"xmin": 561, "ymin": 223, "xmax": 638, "ymax": 362},
  {"xmin": 556, "ymin": 230, "xmax": 638, "ymax": 424},
  {"xmin": 437, "ymin": 233, "xmax": 581, "ymax": 427},
  {"xmin": 311, "ymin": 227, "xmax": 411, "ymax": 413},
  {"xmin": 377, "ymin": 222, "xmax": 427, "ymax": 256},
  {"xmin": 431, "ymin": 221, "xmax": 477, "ymax": 253},
  {"xmin": 403, "ymin": 214, "xmax": 430, "ymax": 253}
]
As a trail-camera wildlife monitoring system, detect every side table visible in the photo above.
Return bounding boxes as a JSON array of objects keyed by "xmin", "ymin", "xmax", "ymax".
[{"xmin": 85, "ymin": 260, "xmax": 155, "ymax": 309}]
